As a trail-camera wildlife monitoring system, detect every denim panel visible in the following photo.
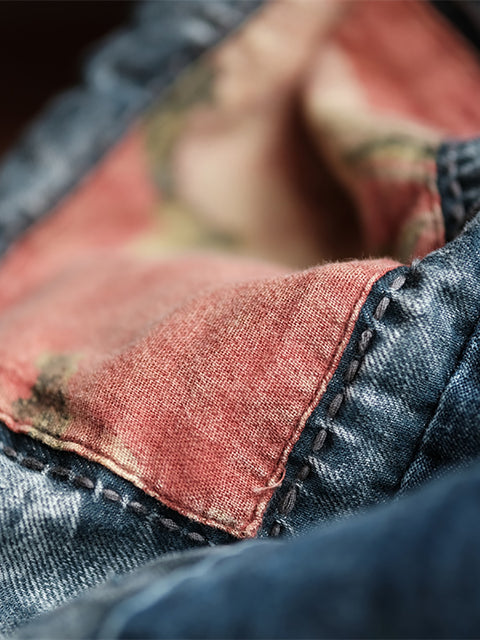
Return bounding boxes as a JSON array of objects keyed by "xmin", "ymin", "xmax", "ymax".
[
  {"xmin": 0, "ymin": 1, "xmax": 263, "ymax": 257},
  {"xmin": 261, "ymin": 211, "xmax": 480, "ymax": 537},
  {"xmin": 12, "ymin": 547, "xmax": 216, "ymax": 640},
  {"xmin": 15, "ymin": 460, "xmax": 480, "ymax": 639},
  {"xmin": 437, "ymin": 138, "xmax": 480, "ymax": 242},
  {"xmin": 400, "ymin": 319, "xmax": 480, "ymax": 490},
  {"xmin": 0, "ymin": 422, "xmax": 233, "ymax": 635}
]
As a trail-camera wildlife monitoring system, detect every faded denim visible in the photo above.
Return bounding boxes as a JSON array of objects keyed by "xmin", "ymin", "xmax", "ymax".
[
  {"xmin": 10, "ymin": 182, "xmax": 480, "ymax": 640},
  {"xmin": 0, "ymin": 424, "xmax": 232, "ymax": 635},
  {"xmin": 15, "ymin": 458, "xmax": 480, "ymax": 639}
]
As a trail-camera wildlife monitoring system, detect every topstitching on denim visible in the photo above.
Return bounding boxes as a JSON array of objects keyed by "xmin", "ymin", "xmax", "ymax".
[
  {"xmin": 268, "ymin": 269, "xmax": 410, "ymax": 538},
  {"xmin": 18, "ymin": 460, "xmax": 480, "ymax": 640},
  {"xmin": 0, "ymin": 422, "xmax": 234, "ymax": 635},
  {"xmin": 0, "ymin": 441, "xmax": 210, "ymax": 546},
  {"xmin": 261, "ymin": 211, "xmax": 480, "ymax": 537}
]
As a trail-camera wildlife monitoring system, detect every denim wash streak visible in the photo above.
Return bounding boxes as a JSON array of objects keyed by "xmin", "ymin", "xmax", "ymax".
[
  {"xmin": 0, "ymin": 3, "xmax": 268, "ymax": 633},
  {"xmin": 0, "ymin": 424, "xmax": 232, "ymax": 635},
  {"xmin": 263, "ymin": 212, "xmax": 480, "ymax": 536},
  {"xmin": 7, "ymin": 179, "xmax": 480, "ymax": 638}
]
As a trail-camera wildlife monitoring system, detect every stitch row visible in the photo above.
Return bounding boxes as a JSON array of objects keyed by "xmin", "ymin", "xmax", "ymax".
[
  {"xmin": 269, "ymin": 271, "xmax": 408, "ymax": 537},
  {"xmin": 1, "ymin": 444, "xmax": 208, "ymax": 545}
]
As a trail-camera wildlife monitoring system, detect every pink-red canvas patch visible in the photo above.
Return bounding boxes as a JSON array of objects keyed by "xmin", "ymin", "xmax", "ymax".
[{"xmin": 0, "ymin": 130, "xmax": 396, "ymax": 535}]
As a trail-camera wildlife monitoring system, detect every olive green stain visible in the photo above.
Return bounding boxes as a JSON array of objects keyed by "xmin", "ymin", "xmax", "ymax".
[
  {"xmin": 14, "ymin": 353, "xmax": 80, "ymax": 437},
  {"xmin": 131, "ymin": 58, "xmax": 242, "ymax": 257}
]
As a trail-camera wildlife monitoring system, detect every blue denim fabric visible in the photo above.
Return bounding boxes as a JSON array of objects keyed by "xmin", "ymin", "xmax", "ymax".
[
  {"xmin": 14, "ymin": 459, "xmax": 480, "ymax": 639},
  {"xmin": 0, "ymin": 423, "xmax": 233, "ymax": 636},
  {"xmin": 437, "ymin": 138, "xmax": 480, "ymax": 241},
  {"xmin": 262, "ymin": 211, "xmax": 480, "ymax": 536},
  {"xmin": 0, "ymin": 1, "xmax": 263, "ymax": 258}
]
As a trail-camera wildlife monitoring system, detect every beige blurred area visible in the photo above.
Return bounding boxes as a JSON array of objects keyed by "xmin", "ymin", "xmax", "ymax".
[{"xmin": 168, "ymin": 0, "xmax": 363, "ymax": 268}]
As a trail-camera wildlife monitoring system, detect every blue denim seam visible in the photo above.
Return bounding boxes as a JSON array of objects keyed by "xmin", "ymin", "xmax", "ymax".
[
  {"xmin": 268, "ymin": 268, "xmax": 410, "ymax": 537},
  {"xmin": 437, "ymin": 143, "xmax": 466, "ymax": 240},
  {"xmin": 0, "ymin": 441, "xmax": 210, "ymax": 547}
]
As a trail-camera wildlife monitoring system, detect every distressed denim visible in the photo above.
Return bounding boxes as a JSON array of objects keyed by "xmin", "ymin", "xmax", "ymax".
[
  {"xmin": 0, "ymin": 424, "xmax": 232, "ymax": 635},
  {"xmin": 263, "ymin": 212, "xmax": 480, "ymax": 535}
]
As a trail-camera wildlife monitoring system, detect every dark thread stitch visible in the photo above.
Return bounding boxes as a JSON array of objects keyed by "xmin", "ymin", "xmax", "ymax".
[
  {"xmin": 296, "ymin": 465, "xmax": 310, "ymax": 481},
  {"xmin": 374, "ymin": 296, "xmax": 390, "ymax": 320},
  {"xmin": 2, "ymin": 446, "xmax": 18, "ymax": 459},
  {"xmin": 1, "ymin": 444, "xmax": 208, "ymax": 544},
  {"xmin": 445, "ymin": 158, "xmax": 458, "ymax": 172},
  {"xmin": 102, "ymin": 488, "xmax": 122, "ymax": 503},
  {"xmin": 450, "ymin": 179, "xmax": 462, "ymax": 199},
  {"xmin": 446, "ymin": 161, "xmax": 456, "ymax": 177},
  {"xmin": 312, "ymin": 428, "xmax": 328, "ymax": 453},
  {"xmin": 49, "ymin": 465, "xmax": 70, "ymax": 480},
  {"xmin": 128, "ymin": 501, "xmax": 148, "ymax": 516},
  {"xmin": 21, "ymin": 456, "xmax": 46, "ymax": 472},
  {"xmin": 280, "ymin": 487, "xmax": 297, "ymax": 515},
  {"xmin": 158, "ymin": 517, "xmax": 180, "ymax": 532},
  {"xmin": 327, "ymin": 393, "xmax": 344, "ymax": 418},
  {"xmin": 74, "ymin": 475, "xmax": 95, "ymax": 490},
  {"xmin": 358, "ymin": 329, "xmax": 373, "ymax": 355},
  {"xmin": 268, "ymin": 270, "xmax": 409, "ymax": 537},
  {"xmin": 344, "ymin": 359, "xmax": 360, "ymax": 383},
  {"xmin": 391, "ymin": 274, "xmax": 406, "ymax": 291},
  {"xmin": 187, "ymin": 532, "xmax": 206, "ymax": 543}
]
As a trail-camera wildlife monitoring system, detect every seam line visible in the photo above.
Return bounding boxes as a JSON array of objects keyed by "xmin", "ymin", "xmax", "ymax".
[
  {"xmin": 268, "ymin": 268, "xmax": 410, "ymax": 537},
  {"xmin": 0, "ymin": 442, "xmax": 210, "ymax": 546}
]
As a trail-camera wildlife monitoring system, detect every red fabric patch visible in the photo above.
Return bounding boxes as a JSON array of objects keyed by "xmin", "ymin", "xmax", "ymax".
[
  {"xmin": 0, "ymin": 130, "xmax": 397, "ymax": 536},
  {"xmin": 335, "ymin": 1, "xmax": 480, "ymax": 136}
]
